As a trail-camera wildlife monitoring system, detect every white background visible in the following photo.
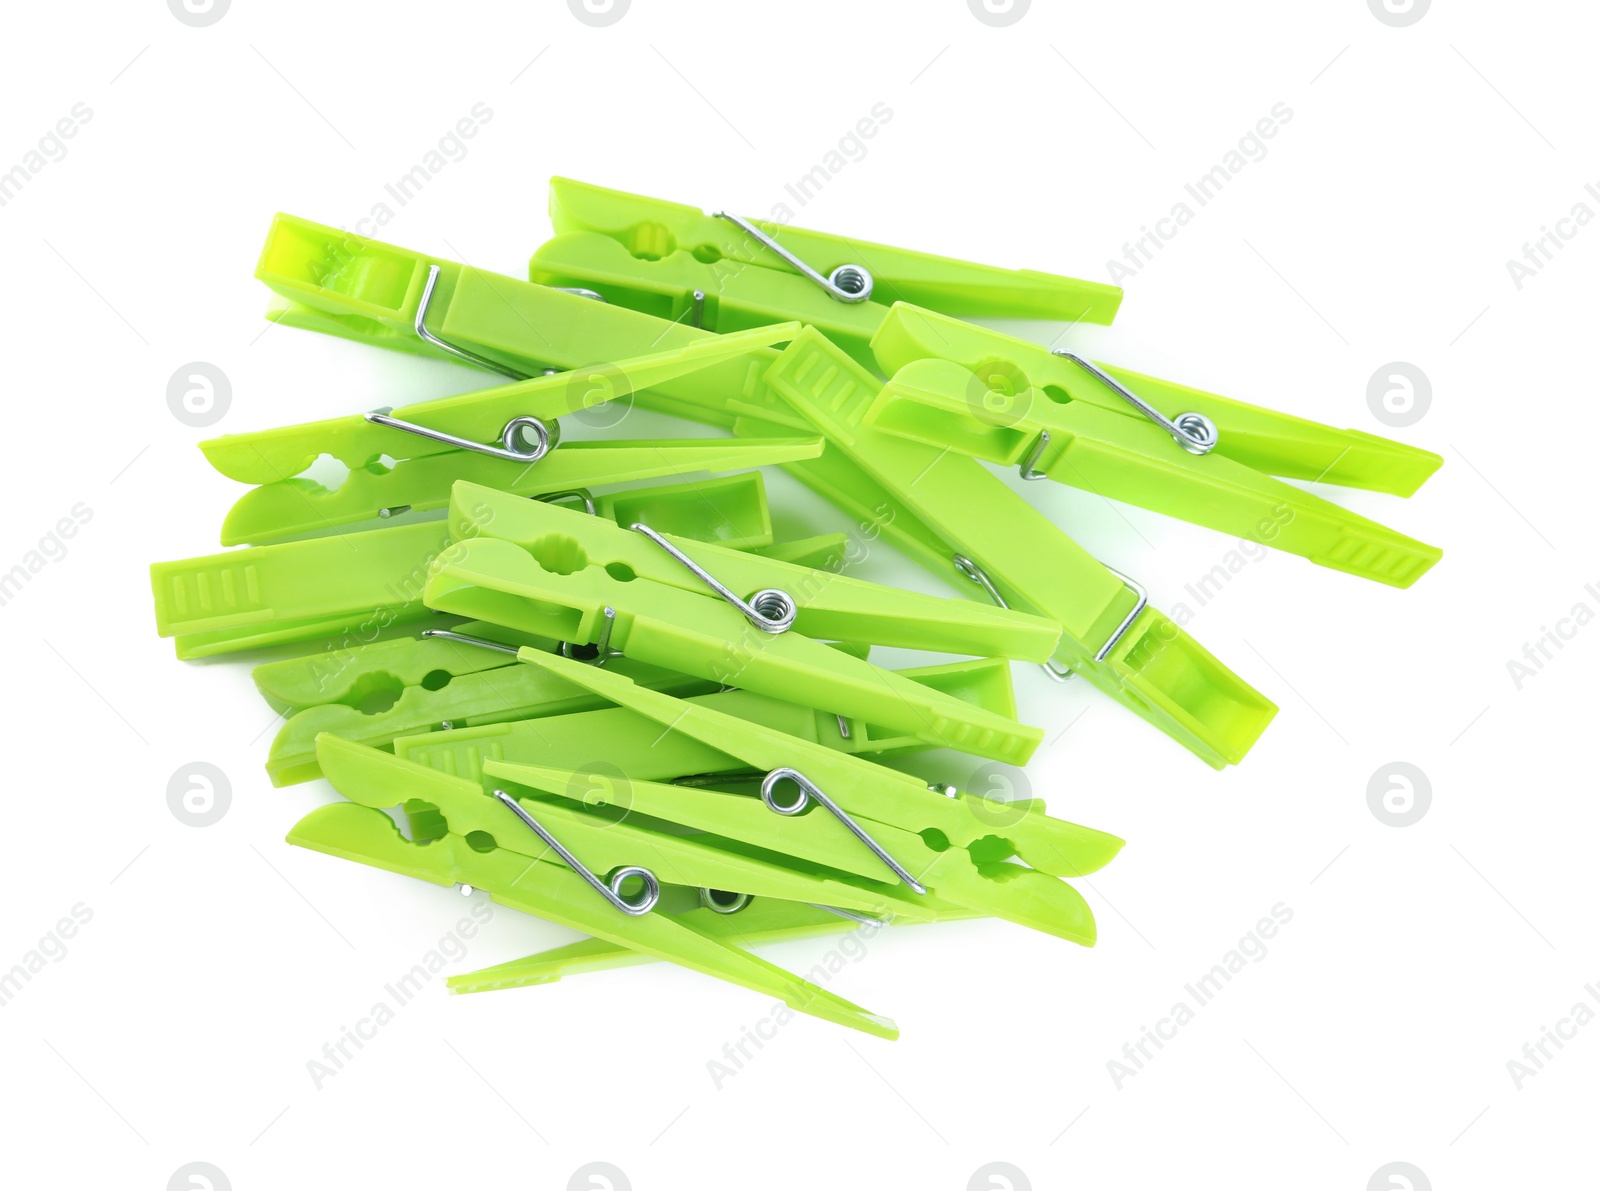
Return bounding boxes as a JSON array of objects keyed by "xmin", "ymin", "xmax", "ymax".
[{"xmin": 0, "ymin": 1, "xmax": 1594, "ymax": 1188}]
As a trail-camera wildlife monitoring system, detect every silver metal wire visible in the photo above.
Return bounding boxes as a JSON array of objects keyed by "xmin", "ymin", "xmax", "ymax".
[
  {"xmin": 492, "ymin": 790, "xmax": 659, "ymax": 915},
  {"xmin": 952, "ymin": 553, "xmax": 1147, "ymax": 682},
  {"xmin": 421, "ymin": 628, "xmax": 520, "ymax": 655},
  {"xmin": 414, "ymin": 264, "xmax": 529, "ymax": 379},
  {"xmin": 1053, "ymin": 350, "xmax": 1219, "ymax": 455},
  {"xmin": 364, "ymin": 407, "xmax": 552, "ymax": 464},
  {"xmin": 712, "ymin": 211, "xmax": 874, "ymax": 304},
  {"xmin": 760, "ymin": 767, "xmax": 925, "ymax": 894},
  {"xmin": 631, "ymin": 523, "xmax": 796, "ymax": 633},
  {"xmin": 558, "ymin": 605, "xmax": 617, "ymax": 666},
  {"xmin": 698, "ymin": 888, "xmax": 753, "ymax": 914}
]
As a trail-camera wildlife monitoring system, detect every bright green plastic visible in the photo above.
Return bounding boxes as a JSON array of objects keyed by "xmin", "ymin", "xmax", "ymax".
[
  {"xmin": 425, "ymin": 535, "xmax": 1044, "ymax": 765},
  {"xmin": 865, "ymin": 354, "xmax": 1441, "ymax": 588},
  {"xmin": 217, "ymin": 436, "xmax": 819, "ymax": 546},
  {"xmin": 203, "ymin": 323, "xmax": 798, "ymax": 485},
  {"xmin": 873, "ymin": 304, "xmax": 1444, "ymax": 497},
  {"xmin": 296, "ymin": 737, "xmax": 898, "ymax": 1037},
  {"xmin": 868, "ymin": 306, "xmax": 1444, "ymax": 586},
  {"xmin": 319, "ymin": 735, "xmax": 936, "ymax": 924},
  {"xmin": 153, "ymin": 472, "xmax": 780, "ymax": 660},
  {"xmin": 254, "ymin": 213, "xmax": 802, "ymax": 431},
  {"xmin": 255, "ymin": 623, "xmax": 718, "ymax": 787},
  {"xmin": 758, "ymin": 327, "xmax": 1279, "ymax": 768},
  {"xmin": 533, "ymin": 177, "xmax": 1123, "ymax": 368},
  {"xmin": 393, "ymin": 656, "xmax": 1020, "ymax": 782},
  {"xmin": 451, "ymin": 480, "xmax": 1063, "ymax": 662},
  {"xmin": 152, "ymin": 520, "xmax": 449, "ymax": 660},
  {"xmin": 749, "ymin": 533, "xmax": 849, "ymax": 570},
  {"xmin": 448, "ymin": 898, "xmax": 979, "ymax": 994},
  {"xmin": 491, "ymin": 757, "xmax": 1096, "ymax": 945},
  {"xmin": 250, "ymin": 216, "xmax": 1270, "ymax": 766},
  {"xmin": 516, "ymin": 651, "xmax": 1118, "ymax": 881}
]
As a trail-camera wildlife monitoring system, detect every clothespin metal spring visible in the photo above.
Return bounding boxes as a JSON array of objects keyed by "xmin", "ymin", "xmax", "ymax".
[
  {"xmin": 761, "ymin": 767, "xmax": 926, "ymax": 895},
  {"xmin": 364, "ymin": 407, "xmax": 553, "ymax": 465},
  {"xmin": 632, "ymin": 523, "xmax": 796, "ymax": 634},
  {"xmin": 421, "ymin": 627, "xmax": 520, "ymax": 655},
  {"xmin": 953, "ymin": 554, "xmax": 1148, "ymax": 683},
  {"xmin": 713, "ymin": 211, "xmax": 874, "ymax": 304},
  {"xmin": 1053, "ymin": 350, "xmax": 1219, "ymax": 456},
  {"xmin": 493, "ymin": 790, "xmax": 660, "ymax": 915}
]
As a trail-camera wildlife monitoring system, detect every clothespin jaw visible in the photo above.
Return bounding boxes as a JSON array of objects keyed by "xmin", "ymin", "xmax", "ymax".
[
  {"xmin": 757, "ymin": 325, "xmax": 1279, "ymax": 767},
  {"xmin": 866, "ymin": 354, "xmax": 1442, "ymax": 588},
  {"xmin": 218, "ymin": 436, "xmax": 821, "ymax": 546},
  {"xmin": 448, "ymin": 899, "xmax": 980, "ymax": 995},
  {"xmin": 540, "ymin": 177, "xmax": 1123, "ymax": 363},
  {"xmin": 151, "ymin": 521, "xmax": 450, "ymax": 660},
  {"xmin": 425, "ymin": 535, "xmax": 1046, "ymax": 765},
  {"xmin": 152, "ymin": 472, "xmax": 784, "ymax": 660},
  {"xmin": 255, "ymin": 215, "xmax": 812, "ymax": 433},
  {"xmin": 392, "ymin": 655, "xmax": 1021, "ymax": 783},
  {"xmin": 448, "ymin": 480, "xmax": 1063, "ymax": 662},
  {"xmin": 871, "ymin": 303, "xmax": 1444, "ymax": 498},
  {"xmin": 196, "ymin": 320, "xmax": 816, "ymax": 544},
  {"xmin": 749, "ymin": 533, "xmax": 850, "ymax": 570},
  {"xmin": 509, "ymin": 650, "xmax": 1122, "ymax": 881},
  {"xmin": 302, "ymin": 733, "xmax": 901, "ymax": 1036},
  {"xmin": 200, "ymin": 322, "xmax": 802, "ymax": 486},
  {"xmin": 254, "ymin": 623, "xmax": 719, "ymax": 786},
  {"xmin": 316, "ymin": 739, "xmax": 940, "ymax": 924},
  {"xmin": 484, "ymin": 656, "xmax": 1119, "ymax": 945}
]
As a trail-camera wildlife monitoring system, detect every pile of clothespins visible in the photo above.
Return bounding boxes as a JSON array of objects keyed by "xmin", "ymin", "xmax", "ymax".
[{"xmin": 150, "ymin": 178, "xmax": 1442, "ymax": 1037}]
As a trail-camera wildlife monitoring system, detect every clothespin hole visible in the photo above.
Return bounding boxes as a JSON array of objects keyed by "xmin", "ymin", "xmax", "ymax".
[
  {"xmin": 527, "ymin": 534, "xmax": 589, "ymax": 575},
  {"xmin": 464, "ymin": 830, "xmax": 498, "ymax": 854},
  {"xmin": 419, "ymin": 669, "xmax": 453, "ymax": 692},
  {"xmin": 975, "ymin": 359, "xmax": 1029, "ymax": 397},
  {"xmin": 968, "ymin": 835, "xmax": 1019, "ymax": 865},
  {"xmin": 604, "ymin": 562, "xmax": 637, "ymax": 583},
  {"xmin": 398, "ymin": 800, "xmax": 447, "ymax": 843},
  {"xmin": 691, "ymin": 243, "xmax": 723, "ymax": 264},
  {"xmin": 347, "ymin": 673, "xmax": 405, "ymax": 715},
  {"xmin": 362, "ymin": 454, "xmax": 400, "ymax": 476},
  {"xmin": 919, "ymin": 828, "xmax": 951, "ymax": 853},
  {"xmin": 1041, "ymin": 385, "xmax": 1071, "ymax": 406},
  {"xmin": 301, "ymin": 453, "xmax": 351, "ymax": 495},
  {"xmin": 627, "ymin": 223, "xmax": 674, "ymax": 261}
]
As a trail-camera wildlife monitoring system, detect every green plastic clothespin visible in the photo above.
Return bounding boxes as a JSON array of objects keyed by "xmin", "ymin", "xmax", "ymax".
[
  {"xmin": 254, "ymin": 622, "xmax": 719, "ymax": 786},
  {"xmin": 449, "ymin": 898, "xmax": 980, "ymax": 995},
  {"xmin": 293, "ymin": 736, "xmax": 899, "ymax": 1037},
  {"xmin": 484, "ymin": 651, "xmax": 1123, "ymax": 942},
  {"xmin": 426, "ymin": 533, "xmax": 1045, "ymax": 765},
  {"xmin": 321, "ymin": 735, "xmax": 941, "ymax": 925},
  {"xmin": 254, "ymin": 214, "xmax": 802, "ymax": 431},
  {"xmin": 152, "ymin": 471, "xmax": 782, "ymax": 659},
  {"xmin": 199, "ymin": 324, "xmax": 817, "ymax": 543},
  {"xmin": 866, "ymin": 305, "xmax": 1443, "ymax": 587},
  {"xmin": 756, "ymin": 326, "xmax": 1279, "ymax": 768},
  {"xmin": 450, "ymin": 480, "xmax": 1063, "ymax": 661},
  {"xmin": 393, "ymin": 654, "xmax": 1020, "ymax": 783},
  {"xmin": 249, "ymin": 217, "xmax": 1267, "ymax": 765},
  {"xmin": 531, "ymin": 177, "xmax": 1122, "ymax": 368},
  {"xmin": 491, "ymin": 756, "xmax": 1095, "ymax": 944}
]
